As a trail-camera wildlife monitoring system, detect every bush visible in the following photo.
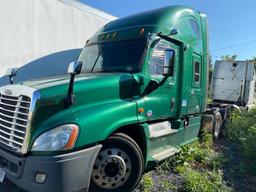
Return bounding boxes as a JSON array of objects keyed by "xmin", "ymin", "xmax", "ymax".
[
  {"xmin": 140, "ymin": 173, "xmax": 154, "ymax": 192},
  {"xmin": 177, "ymin": 165, "xmax": 232, "ymax": 192},
  {"xmin": 225, "ymin": 108, "xmax": 256, "ymax": 174}
]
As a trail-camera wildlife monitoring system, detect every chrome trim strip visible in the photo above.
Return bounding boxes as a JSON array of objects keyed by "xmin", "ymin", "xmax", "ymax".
[
  {"xmin": 0, "ymin": 107, "xmax": 29, "ymax": 116},
  {"xmin": 0, "ymin": 113, "xmax": 27, "ymax": 122},
  {"xmin": 0, "ymin": 135, "xmax": 23, "ymax": 146},
  {"xmin": 0, "ymin": 140, "xmax": 20, "ymax": 150},
  {"xmin": 0, "ymin": 124, "xmax": 26, "ymax": 134},
  {"xmin": 0, "ymin": 96, "xmax": 30, "ymax": 104},
  {"xmin": 0, "ymin": 101, "xmax": 30, "ymax": 110},
  {"xmin": 0, "ymin": 118, "xmax": 27, "ymax": 128},
  {"xmin": 0, "ymin": 129, "xmax": 24, "ymax": 140}
]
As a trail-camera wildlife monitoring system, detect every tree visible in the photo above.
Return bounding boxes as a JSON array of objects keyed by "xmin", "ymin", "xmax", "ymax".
[
  {"xmin": 221, "ymin": 55, "xmax": 237, "ymax": 61},
  {"xmin": 249, "ymin": 56, "xmax": 256, "ymax": 64},
  {"xmin": 248, "ymin": 56, "xmax": 256, "ymax": 70},
  {"xmin": 208, "ymin": 54, "xmax": 213, "ymax": 72}
]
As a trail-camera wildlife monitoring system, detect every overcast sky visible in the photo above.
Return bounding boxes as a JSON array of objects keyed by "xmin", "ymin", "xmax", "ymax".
[{"xmin": 80, "ymin": 0, "xmax": 256, "ymax": 62}]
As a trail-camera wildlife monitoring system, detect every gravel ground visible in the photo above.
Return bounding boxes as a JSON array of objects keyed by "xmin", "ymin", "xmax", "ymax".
[{"xmin": 0, "ymin": 138, "xmax": 255, "ymax": 192}]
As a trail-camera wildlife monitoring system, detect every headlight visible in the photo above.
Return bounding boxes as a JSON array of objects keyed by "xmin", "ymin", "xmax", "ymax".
[{"xmin": 31, "ymin": 124, "xmax": 79, "ymax": 151}]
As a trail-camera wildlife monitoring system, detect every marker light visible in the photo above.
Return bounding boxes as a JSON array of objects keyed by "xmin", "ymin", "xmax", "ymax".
[
  {"xmin": 112, "ymin": 32, "xmax": 117, "ymax": 38},
  {"xmin": 106, "ymin": 33, "xmax": 111, "ymax": 39},
  {"xmin": 140, "ymin": 28, "xmax": 145, "ymax": 35}
]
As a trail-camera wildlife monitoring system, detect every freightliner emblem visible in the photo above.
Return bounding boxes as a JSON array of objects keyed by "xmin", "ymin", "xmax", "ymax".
[{"xmin": 4, "ymin": 89, "xmax": 13, "ymax": 96}]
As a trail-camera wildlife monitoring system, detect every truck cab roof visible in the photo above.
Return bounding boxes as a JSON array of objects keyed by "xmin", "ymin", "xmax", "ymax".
[{"xmin": 86, "ymin": 5, "xmax": 205, "ymax": 54}]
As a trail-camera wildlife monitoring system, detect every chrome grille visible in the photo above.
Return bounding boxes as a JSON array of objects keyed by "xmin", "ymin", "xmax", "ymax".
[{"xmin": 0, "ymin": 94, "xmax": 31, "ymax": 151}]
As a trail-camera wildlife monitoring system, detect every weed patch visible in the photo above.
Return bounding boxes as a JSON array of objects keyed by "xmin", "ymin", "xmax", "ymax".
[
  {"xmin": 225, "ymin": 108, "xmax": 256, "ymax": 175},
  {"xmin": 139, "ymin": 133, "xmax": 232, "ymax": 192}
]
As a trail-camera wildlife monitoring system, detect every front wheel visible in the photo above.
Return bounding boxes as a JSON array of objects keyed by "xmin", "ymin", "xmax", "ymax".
[{"xmin": 90, "ymin": 133, "xmax": 144, "ymax": 192}]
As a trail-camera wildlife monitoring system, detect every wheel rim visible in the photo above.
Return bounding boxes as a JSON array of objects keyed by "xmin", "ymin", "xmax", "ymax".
[{"xmin": 92, "ymin": 148, "xmax": 132, "ymax": 190}]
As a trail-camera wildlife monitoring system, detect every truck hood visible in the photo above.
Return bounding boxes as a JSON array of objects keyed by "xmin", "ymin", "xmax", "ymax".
[{"xmin": 21, "ymin": 73, "xmax": 100, "ymax": 90}]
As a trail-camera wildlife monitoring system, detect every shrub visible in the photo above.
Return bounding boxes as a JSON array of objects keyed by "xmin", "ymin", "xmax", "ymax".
[
  {"xmin": 140, "ymin": 173, "xmax": 154, "ymax": 192},
  {"xmin": 225, "ymin": 108, "xmax": 256, "ymax": 174},
  {"xmin": 177, "ymin": 165, "xmax": 232, "ymax": 192}
]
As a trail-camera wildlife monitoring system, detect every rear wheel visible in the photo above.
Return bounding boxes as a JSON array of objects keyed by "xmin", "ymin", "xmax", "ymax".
[{"xmin": 90, "ymin": 133, "xmax": 144, "ymax": 192}]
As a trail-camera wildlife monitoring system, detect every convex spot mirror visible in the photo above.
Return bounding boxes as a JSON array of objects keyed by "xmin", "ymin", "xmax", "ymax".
[
  {"xmin": 5, "ymin": 68, "xmax": 18, "ymax": 77},
  {"xmin": 163, "ymin": 49, "xmax": 175, "ymax": 77},
  {"xmin": 68, "ymin": 61, "xmax": 83, "ymax": 75},
  {"xmin": 5, "ymin": 68, "xmax": 18, "ymax": 84}
]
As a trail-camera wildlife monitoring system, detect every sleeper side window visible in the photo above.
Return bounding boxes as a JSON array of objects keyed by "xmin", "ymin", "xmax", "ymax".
[
  {"xmin": 189, "ymin": 19, "xmax": 200, "ymax": 39},
  {"xmin": 149, "ymin": 40, "xmax": 175, "ymax": 76},
  {"xmin": 193, "ymin": 54, "xmax": 202, "ymax": 87},
  {"xmin": 194, "ymin": 61, "xmax": 200, "ymax": 83}
]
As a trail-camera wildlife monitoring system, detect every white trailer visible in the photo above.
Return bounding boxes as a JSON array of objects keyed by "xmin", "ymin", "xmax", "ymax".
[
  {"xmin": 0, "ymin": 0, "xmax": 116, "ymax": 85},
  {"xmin": 202, "ymin": 60, "xmax": 256, "ymax": 140},
  {"xmin": 211, "ymin": 60, "xmax": 256, "ymax": 107}
]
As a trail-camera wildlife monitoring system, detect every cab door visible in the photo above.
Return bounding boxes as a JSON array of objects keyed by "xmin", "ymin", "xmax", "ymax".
[{"xmin": 144, "ymin": 39, "xmax": 179, "ymax": 120}]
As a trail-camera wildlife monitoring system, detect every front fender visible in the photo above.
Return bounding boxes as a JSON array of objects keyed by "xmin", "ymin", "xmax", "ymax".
[{"xmin": 29, "ymin": 99, "xmax": 138, "ymax": 150}]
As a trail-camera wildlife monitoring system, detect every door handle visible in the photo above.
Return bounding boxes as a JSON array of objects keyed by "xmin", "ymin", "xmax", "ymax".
[
  {"xmin": 168, "ymin": 83, "xmax": 174, "ymax": 88},
  {"xmin": 171, "ymin": 97, "xmax": 175, "ymax": 111}
]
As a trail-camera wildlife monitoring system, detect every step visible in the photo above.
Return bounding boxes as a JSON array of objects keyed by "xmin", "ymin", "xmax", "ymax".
[
  {"xmin": 152, "ymin": 147, "xmax": 180, "ymax": 161},
  {"xmin": 148, "ymin": 121, "xmax": 178, "ymax": 139}
]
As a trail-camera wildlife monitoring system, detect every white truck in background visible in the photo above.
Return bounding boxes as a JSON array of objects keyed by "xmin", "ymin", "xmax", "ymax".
[
  {"xmin": 0, "ymin": 0, "xmax": 116, "ymax": 86},
  {"xmin": 211, "ymin": 61, "xmax": 255, "ymax": 107},
  {"xmin": 203, "ymin": 60, "xmax": 256, "ymax": 139}
]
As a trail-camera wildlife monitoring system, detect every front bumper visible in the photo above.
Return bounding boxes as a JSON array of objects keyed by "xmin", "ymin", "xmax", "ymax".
[{"xmin": 0, "ymin": 145, "xmax": 102, "ymax": 192}]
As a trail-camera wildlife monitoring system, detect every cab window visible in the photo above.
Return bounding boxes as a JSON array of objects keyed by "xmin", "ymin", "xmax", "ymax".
[{"xmin": 149, "ymin": 40, "xmax": 174, "ymax": 76}]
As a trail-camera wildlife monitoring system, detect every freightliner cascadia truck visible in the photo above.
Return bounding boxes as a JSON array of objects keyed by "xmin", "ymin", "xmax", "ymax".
[{"xmin": 0, "ymin": 5, "xmax": 221, "ymax": 192}]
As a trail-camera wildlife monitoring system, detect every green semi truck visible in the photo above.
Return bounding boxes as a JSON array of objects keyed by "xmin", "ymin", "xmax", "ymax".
[{"xmin": 0, "ymin": 6, "xmax": 210, "ymax": 192}]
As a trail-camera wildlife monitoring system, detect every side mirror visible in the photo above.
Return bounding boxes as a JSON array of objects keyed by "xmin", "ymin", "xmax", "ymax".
[
  {"xmin": 163, "ymin": 49, "xmax": 175, "ymax": 77},
  {"xmin": 5, "ymin": 68, "xmax": 18, "ymax": 84},
  {"xmin": 65, "ymin": 61, "xmax": 83, "ymax": 107},
  {"xmin": 68, "ymin": 61, "xmax": 83, "ymax": 75}
]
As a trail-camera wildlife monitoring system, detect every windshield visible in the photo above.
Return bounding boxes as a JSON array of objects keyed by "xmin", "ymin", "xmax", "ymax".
[{"xmin": 78, "ymin": 39, "xmax": 146, "ymax": 73}]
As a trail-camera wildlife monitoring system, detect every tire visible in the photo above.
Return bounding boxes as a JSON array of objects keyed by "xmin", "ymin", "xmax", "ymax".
[
  {"xmin": 89, "ymin": 133, "xmax": 144, "ymax": 192},
  {"xmin": 213, "ymin": 111, "xmax": 223, "ymax": 139}
]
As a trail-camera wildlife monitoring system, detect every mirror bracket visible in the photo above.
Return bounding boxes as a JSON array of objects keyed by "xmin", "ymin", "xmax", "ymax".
[
  {"xmin": 141, "ymin": 79, "xmax": 160, "ymax": 96},
  {"xmin": 65, "ymin": 61, "xmax": 82, "ymax": 107}
]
